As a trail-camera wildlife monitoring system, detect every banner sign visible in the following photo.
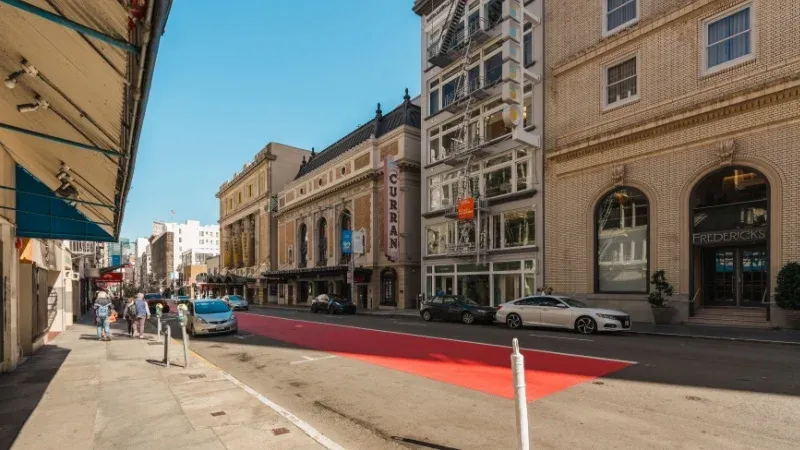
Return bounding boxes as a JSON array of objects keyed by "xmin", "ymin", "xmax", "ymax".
[
  {"xmin": 457, "ymin": 197, "xmax": 475, "ymax": 220},
  {"xmin": 341, "ymin": 230, "xmax": 353, "ymax": 254},
  {"xmin": 93, "ymin": 272, "xmax": 122, "ymax": 282},
  {"xmin": 352, "ymin": 231, "xmax": 364, "ymax": 255},
  {"xmin": 384, "ymin": 156, "xmax": 400, "ymax": 262}
]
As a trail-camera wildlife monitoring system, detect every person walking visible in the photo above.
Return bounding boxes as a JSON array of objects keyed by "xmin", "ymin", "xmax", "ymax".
[
  {"xmin": 94, "ymin": 291, "xmax": 114, "ymax": 341},
  {"xmin": 122, "ymin": 297, "xmax": 136, "ymax": 337},
  {"xmin": 133, "ymin": 293, "xmax": 151, "ymax": 339}
]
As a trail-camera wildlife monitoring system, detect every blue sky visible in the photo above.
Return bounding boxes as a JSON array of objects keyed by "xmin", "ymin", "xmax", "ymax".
[{"xmin": 121, "ymin": 1, "xmax": 420, "ymax": 239}]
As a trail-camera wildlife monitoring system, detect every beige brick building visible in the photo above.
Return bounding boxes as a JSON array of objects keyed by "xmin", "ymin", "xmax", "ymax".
[
  {"xmin": 269, "ymin": 91, "xmax": 422, "ymax": 309},
  {"xmin": 545, "ymin": 0, "xmax": 800, "ymax": 326},
  {"xmin": 215, "ymin": 143, "xmax": 309, "ymax": 302}
]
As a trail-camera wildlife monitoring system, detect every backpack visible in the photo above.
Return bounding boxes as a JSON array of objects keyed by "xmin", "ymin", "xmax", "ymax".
[
  {"xmin": 96, "ymin": 303, "xmax": 110, "ymax": 318},
  {"xmin": 126, "ymin": 302, "xmax": 136, "ymax": 318}
]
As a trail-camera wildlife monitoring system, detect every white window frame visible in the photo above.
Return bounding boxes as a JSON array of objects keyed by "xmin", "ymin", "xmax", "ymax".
[
  {"xmin": 602, "ymin": 54, "xmax": 640, "ymax": 111},
  {"xmin": 603, "ymin": 0, "xmax": 639, "ymax": 37},
  {"xmin": 701, "ymin": 2, "xmax": 756, "ymax": 76}
]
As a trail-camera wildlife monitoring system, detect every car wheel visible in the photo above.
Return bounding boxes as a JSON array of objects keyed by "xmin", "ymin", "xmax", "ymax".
[
  {"xmin": 461, "ymin": 311, "xmax": 475, "ymax": 325},
  {"xmin": 506, "ymin": 313, "xmax": 523, "ymax": 329},
  {"xmin": 310, "ymin": 304, "xmax": 316, "ymax": 314},
  {"xmin": 575, "ymin": 316, "xmax": 597, "ymax": 335},
  {"xmin": 421, "ymin": 309, "xmax": 433, "ymax": 322},
  {"xmin": 328, "ymin": 305, "xmax": 335, "ymax": 315}
]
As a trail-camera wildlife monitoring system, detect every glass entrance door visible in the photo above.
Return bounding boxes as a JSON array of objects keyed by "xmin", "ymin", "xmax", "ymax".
[{"xmin": 703, "ymin": 247, "xmax": 767, "ymax": 307}]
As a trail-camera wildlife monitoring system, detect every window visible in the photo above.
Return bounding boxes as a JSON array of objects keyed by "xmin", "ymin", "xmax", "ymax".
[
  {"xmin": 238, "ymin": 192, "xmax": 242, "ymax": 203},
  {"xmin": 248, "ymin": 185, "xmax": 253, "ymax": 197},
  {"xmin": 523, "ymin": 31, "xmax": 533, "ymax": 67},
  {"xmin": 429, "ymin": 88, "xmax": 440, "ymax": 115},
  {"xmin": 596, "ymin": 187, "xmax": 649, "ymax": 293},
  {"xmin": 484, "ymin": 166, "xmax": 513, "ymax": 198},
  {"xmin": 604, "ymin": 56, "xmax": 638, "ymax": 109},
  {"xmin": 704, "ymin": 5, "xmax": 753, "ymax": 73},
  {"xmin": 485, "ymin": 0, "xmax": 503, "ymax": 29},
  {"xmin": 604, "ymin": 0, "xmax": 638, "ymax": 35},
  {"xmin": 504, "ymin": 209, "xmax": 535, "ymax": 247},
  {"xmin": 484, "ymin": 109, "xmax": 511, "ymax": 141},
  {"xmin": 484, "ymin": 52, "xmax": 503, "ymax": 85},
  {"xmin": 442, "ymin": 76, "xmax": 462, "ymax": 108}
]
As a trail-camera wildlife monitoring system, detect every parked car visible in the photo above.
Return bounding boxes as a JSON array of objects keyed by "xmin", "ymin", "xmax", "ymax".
[
  {"xmin": 420, "ymin": 295, "xmax": 496, "ymax": 324},
  {"xmin": 144, "ymin": 293, "xmax": 170, "ymax": 314},
  {"xmin": 222, "ymin": 295, "xmax": 249, "ymax": 311},
  {"xmin": 186, "ymin": 299, "xmax": 238, "ymax": 337},
  {"xmin": 176, "ymin": 295, "xmax": 191, "ymax": 305},
  {"xmin": 310, "ymin": 294, "xmax": 356, "ymax": 314},
  {"xmin": 496, "ymin": 295, "xmax": 631, "ymax": 334}
]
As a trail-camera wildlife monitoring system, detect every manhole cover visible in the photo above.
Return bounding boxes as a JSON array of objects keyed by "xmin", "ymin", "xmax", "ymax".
[
  {"xmin": 188, "ymin": 374, "xmax": 206, "ymax": 380},
  {"xmin": 211, "ymin": 411, "xmax": 226, "ymax": 417},
  {"xmin": 272, "ymin": 427, "xmax": 290, "ymax": 436}
]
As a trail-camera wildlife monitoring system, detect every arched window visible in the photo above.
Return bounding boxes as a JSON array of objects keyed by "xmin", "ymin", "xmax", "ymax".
[
  {"xmin": 380, "ymin": 269, "xmax": 397, "ymax": 306},
  {"xmin": 317, "ymin": 217, "xmax": 328, "ymax": 265},
  {"xmin": 595, "ymin": 187, "xmax": 649, "ymax": 293},
  {"xmin": 298, "ymin": 223, "xmax": 308, "ymax": 268},
  {"xmin": 340, "ymin": 209, "xmax": 352, "ymax": 264}
]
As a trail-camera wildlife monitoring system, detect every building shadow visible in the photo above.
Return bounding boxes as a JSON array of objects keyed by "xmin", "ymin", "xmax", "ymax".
[{"xmin": 0, "ymin": 345, "xmax": 71, "ymax": 449}]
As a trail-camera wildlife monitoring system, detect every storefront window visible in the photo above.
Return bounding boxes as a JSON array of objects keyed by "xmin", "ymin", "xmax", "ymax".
[
  {"xmin": 427, "ymin": 223, "xmax": 447, "ymax": 255},
  {"xmin": 484, "ymin": 165, "xmax": 513, "ymax": 197},
  {"xmin": 596, "ymin": 187, "xmax": 649, "ymax": 293},
  {"xmin": 458, "ymin": 274, "xmax": 491, "ymax": 306},
  {"xmin": 494, "ymin": 274, "xmax": 521, "ymax": 304}
]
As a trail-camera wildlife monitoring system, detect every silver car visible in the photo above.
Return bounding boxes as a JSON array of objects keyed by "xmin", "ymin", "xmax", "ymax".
[
  {"xmin": 495, "ymin": 295, "xmax": 631, "ymax": 334},
  {"xmin": 186, "ymin": 299, "xmax": 238, "ymax": 337},
  {"xmin": 222, "ymin": 294, "xmax": 249, "ymax": 311}
]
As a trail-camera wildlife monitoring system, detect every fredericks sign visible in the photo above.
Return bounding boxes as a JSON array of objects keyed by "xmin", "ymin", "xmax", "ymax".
[{"xmin": 692, "ymin": 227, "xmax": 767, "ymax": 246}]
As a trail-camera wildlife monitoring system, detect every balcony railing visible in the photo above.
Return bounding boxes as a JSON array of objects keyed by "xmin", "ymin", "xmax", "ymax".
[
  {"xmin": 439, "ymin": 135, "xmax": 488, "ymax": 166},
  {"xmin": 443, "ymin": 76, "xmax": 494, "ymax": 114},
  {"xmin": 427, "ymin": 17, "xmax": 493, "ymax": 69}
]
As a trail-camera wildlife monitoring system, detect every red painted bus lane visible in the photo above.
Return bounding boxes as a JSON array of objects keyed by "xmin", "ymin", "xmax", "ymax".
[{"xmin": 237, "ymin": 314, "xmax": 634, "ymax": 401}]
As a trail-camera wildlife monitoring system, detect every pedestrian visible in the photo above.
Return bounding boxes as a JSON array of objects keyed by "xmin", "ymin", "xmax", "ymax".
[
  {"xmin": 122, "ymin": 296, "xmax": 136, "ymax": 337},
  {"xmin": 133, "ymin": 293, "xmax": 151, "ymax": 339},
  {"xmin": 93, "ymin": 291, "xmax": 114, "ymax": 341}
]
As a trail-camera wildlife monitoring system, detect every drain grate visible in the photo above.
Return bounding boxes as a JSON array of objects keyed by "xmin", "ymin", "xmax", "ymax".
[
  {"xmin": 272, "ymin": 427, "xmax": 290, "ymax": 436},
  {"xmin": 188, "ymin": 374, "xmax": 206, "ymax": 380},
  {"xmin": 210, "ymin": 411, "xmax": 226, "ymax": 417}
]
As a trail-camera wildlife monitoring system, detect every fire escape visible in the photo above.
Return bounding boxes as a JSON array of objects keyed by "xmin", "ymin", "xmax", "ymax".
[{"xmin": 428, "ymin": 0, "xmax": 542, "ymax": 265}]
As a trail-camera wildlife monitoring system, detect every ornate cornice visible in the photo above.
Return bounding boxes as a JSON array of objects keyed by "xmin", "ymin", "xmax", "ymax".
[{"xmin": 548, "ymin": 76, "xmax": 800, "ymax": 163}]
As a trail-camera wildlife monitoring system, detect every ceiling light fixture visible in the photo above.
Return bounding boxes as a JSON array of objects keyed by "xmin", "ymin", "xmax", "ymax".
[
  {"xmin": 17, "ymin": 95, "xmax": 49, "ymax": 113},
  {"xmin": 3, "ymin": 70, "xmax": 24, "ymax": 89}
]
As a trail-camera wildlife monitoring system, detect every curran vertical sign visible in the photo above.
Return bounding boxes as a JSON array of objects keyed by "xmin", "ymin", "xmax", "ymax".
[{"xmin": 384, "ymin": 156, "xmax": 400, "ymax": 262}]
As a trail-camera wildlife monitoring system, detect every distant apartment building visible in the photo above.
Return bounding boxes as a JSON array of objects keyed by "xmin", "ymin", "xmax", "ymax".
[
  {"xmin": 544, "ymin": 0, "xmax": 800, "ymax": 328},
  {"xmin": 181, "ymin": 248, "xmax": 217, "ymax": 267},
  {"xmin": 413, "ymin": 0, "xmax": 544, "ymax": 306},
  {"xmin": 150, "ymin": 231, "xmax": 175, "ymax": 290},
  {"xmin": 151, "ymin": 220, "xmax": 219, "ymax": 273},
  {"xmin": 215, "ymin": 142, "xmax": 310, "ymax": 301},
  {"xmin": 268, "ymin": 91, "xmax": 422, "ymax": 309}
]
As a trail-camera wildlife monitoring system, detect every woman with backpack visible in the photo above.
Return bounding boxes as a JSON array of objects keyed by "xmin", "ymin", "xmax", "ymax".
[
  {"xmin": 93, "ymin": 291, "xmax": 115, "ymax": 341},
  {"xmin": 122, "ymin": 297, "xmax": 136, "ymax": 337}
]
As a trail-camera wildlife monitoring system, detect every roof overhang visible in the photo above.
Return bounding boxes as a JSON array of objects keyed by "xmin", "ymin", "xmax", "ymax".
[{"xmin": 0, "ymin": 0, "xmax": 172, "ymax": 241}]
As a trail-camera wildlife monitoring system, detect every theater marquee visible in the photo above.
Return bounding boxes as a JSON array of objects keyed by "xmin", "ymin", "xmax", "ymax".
[{"xmin": 384, "ymin": 156, "xmax": 400, "ymax": 262}]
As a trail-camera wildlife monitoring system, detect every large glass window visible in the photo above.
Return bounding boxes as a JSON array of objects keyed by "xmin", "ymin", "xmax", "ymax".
[
  {"xmin": 427, "ymin": 223, "xmax": 447, "ymax": 255},
  {"xmin": 484, "ymin": 165, "xmax": 513, "ymax": 197},
  {"xmin": 429, "ymin": 89, "xmax": 440, "ymax": 115},
  {"xmin": 484, "ymin": 52, "xmax": 503, "ymax": 86},
  {"xmin": 458, "ymin": 274, "xmax": 491, "ymax": 306},
  {"xmin": 505, "ymin": 209, "xmax": 536, "ymax": 248},
  {"xmin": 692, "ymin": 167, "xmax": 768, "ymax": 234},
  {"xmin": 596, "ymin": 187, "xmax": 649, "ymax": 293},
  {"xmin": 705, "ymin": 5, "xmax": 752, "ymax": 72}
]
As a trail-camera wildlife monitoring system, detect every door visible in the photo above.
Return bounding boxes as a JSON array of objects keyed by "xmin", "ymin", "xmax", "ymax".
[
  {"xmin": 704, "ymin": 247, "xmax": 768, "ymax": 307},
  {"xmin": 517, "ymin": 297, "xmax": 542, "ymax": 325},
  {"xmin": 539, "ymin": 297, "xmax": 574, "ymax": 328},
  {"xmin": 428, "ymin": 298, "xmax": 445, "ymax": 319},
  {"xmin": 357, "ymin": 285, "xmax": 368, "ymax": 308}
]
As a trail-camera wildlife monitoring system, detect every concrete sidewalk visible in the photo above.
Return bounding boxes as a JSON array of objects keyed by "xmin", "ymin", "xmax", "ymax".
[{"xmin": 0, "ymin": 318, "xmax": 327, "ymax": 450}]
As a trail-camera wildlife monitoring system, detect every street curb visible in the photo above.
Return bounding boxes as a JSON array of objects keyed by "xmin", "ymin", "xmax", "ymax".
[
  {"xmin": 249, "ymin": 304, "xmax": 421, "ymax": 321},
  {"xmin": 628, "ymin": 330, "xmax": 800, "ymax": 346}
]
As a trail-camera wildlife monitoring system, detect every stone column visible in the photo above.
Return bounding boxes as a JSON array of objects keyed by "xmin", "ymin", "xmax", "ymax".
[
  {"xmin": 248, "ymin": 215, "xmax": 256, "ymax": 267},
  {"xmin": 232, "ymin": 221, "xmax": 242, "ymax": 268},
  {"xmin": 241, "ymin": 216, "xmax": 251, "ymax": 268},
  {"xmin": 223, "ymin": 225, "xmax": 233, "ymax": 268}
]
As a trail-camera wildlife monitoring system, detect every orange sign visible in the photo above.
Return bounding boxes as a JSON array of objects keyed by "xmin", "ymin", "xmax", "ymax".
[{"xmin": 457, "ymin": 197, "xmax": 475, "ymax": 220}]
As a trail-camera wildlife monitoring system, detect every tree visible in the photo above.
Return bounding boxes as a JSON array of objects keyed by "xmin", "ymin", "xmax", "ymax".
[
  {"xmin": 648, "ymin": 270, "xmax": 674, "ymax": 308},
  {"xmin": 775, "ymin": 262, "xmax": 800, "ymax": 310}
]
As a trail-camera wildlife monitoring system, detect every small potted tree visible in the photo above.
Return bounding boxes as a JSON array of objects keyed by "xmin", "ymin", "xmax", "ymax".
[
  {"xmin": 649, "ymin": 270, "xmax": 675, "ymax": 325},
  {"xmin": 775, "ymin": 262, "xmax": 800, "ymax": 329}
]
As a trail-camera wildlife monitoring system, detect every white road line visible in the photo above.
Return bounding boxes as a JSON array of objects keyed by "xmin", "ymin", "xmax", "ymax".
[
  {"xmin": 289, "ymin": 355, "xmax": 337, "ymax": 365},
  {"xmin": 529, "ymin": 334, "xmax": 593, "ymax": 342},
  {"xmin": 221, "ymin": 372, "xmax": 344, "ymax": 450},
  {"xmin": 239, "ymin": 312, "xmax": 637, "ymax": 365}
]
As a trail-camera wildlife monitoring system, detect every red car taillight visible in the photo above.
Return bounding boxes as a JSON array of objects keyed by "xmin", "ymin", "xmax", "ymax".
[{"xmin": 496, "ymin": 305, "xmax": 503, "ymax": 311}]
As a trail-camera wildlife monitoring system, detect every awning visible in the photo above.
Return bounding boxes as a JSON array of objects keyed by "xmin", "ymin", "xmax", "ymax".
[
  {"xmin": 263, "ymin": 266, "xmax": 372, "ymax": 283},
  {"xmin": 0, "ymin": 0, "xmax": 172, "ymax": 241}
]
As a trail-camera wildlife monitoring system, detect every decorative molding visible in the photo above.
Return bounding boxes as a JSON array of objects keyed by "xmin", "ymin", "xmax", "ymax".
[
  {"xmin": 611, "ymin": 164, "xmax": 626, "ymax": 187},
  {"xmin": 548, "ymin": 77, "xmax": 800, "ymax": 163},
  {"xmin": 715, "ymin": 139, "xmax": 736, "ymax": 166}
]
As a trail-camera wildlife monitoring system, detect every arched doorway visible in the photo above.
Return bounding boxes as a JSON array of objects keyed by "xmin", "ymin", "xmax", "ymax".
[
  {"xmin": 690, "ymin": 166, "xmax": 769, "ymax": 308},
  {"xmin": 380, "ymin": 268, "xmax": 397, "ymax": 307}
]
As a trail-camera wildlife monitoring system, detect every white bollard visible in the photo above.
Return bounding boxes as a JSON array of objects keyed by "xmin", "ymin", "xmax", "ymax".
[
  {"xmin": 511, "ymin": 338, "xmax": 529, "ymax": 450},
  {"xmin": 180, "ymin": 319, "xmax": 190, "ymax": 369}
]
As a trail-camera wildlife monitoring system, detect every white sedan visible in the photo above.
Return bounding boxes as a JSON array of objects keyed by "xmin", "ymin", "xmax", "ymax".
[{"xmin": 495, "ymin": 295, "xmax": 631, "ymax": 334}]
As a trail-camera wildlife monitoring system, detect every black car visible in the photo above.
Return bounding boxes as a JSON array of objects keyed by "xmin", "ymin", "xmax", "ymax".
[
  {"xmin": 420, "ymin": 295, "xmax": 496, "ymax": 324},
  {"xmin": 310, "ymin": 294, "xmax": 356, "ymax": 314},
  {"xmin": 144, "ymin": 293, "xmax": 170, "ymax": 314}
]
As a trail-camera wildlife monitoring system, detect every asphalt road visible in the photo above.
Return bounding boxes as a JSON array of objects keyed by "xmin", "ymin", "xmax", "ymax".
[{"xmin": 151, "ymin": 306, "xmax": 800, "ymax": 450}]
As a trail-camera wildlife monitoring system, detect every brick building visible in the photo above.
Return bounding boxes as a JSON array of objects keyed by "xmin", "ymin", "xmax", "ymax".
[
  {"xmin": 150, "ymin": 231, "xmax": 174, "ymax": 291},
  {"xmin": 544, "ymin": 0, "xmax": 800, "ymax": 327},
  {"xmin": 267, "ymin": 91, "xmax": 422, "ymax": 309}
]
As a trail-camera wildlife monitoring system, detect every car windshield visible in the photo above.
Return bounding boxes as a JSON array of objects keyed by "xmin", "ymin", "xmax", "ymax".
[
  {"xmin": 561, "ymin": 298, "xmax": 588, "ymax": 308},
  {"xmin": 194, "ymin": 301, "xmax": 230, "ymax": 314},
  {"xmin": 227, "ymin": 295, "xmax": 243, "ymax": 302},
  {"xmin": 327, "ymin": 295, "xmax": 349, "ymax": 303},
  {"xmin": 144, "ymin": 294, "xmax": 162, "ymax": 300}
]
